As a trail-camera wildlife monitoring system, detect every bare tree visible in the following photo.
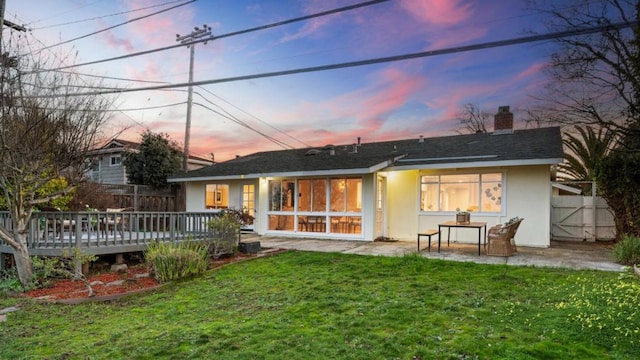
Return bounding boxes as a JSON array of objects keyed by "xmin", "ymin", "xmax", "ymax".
[
  {"xmin": 531, "ymin": 0, "xmax": 640, "ymax": 238},
  {"xmin": 454, "ymin": 103, "xmax": 490, "ymax": 134},
  {"xmin": 0, "ymin": 36, "xmax": 115, "ymax": 286},
  {"xmin": 530, "ymin": 0, "xmax": 639, "ymax": 134}
]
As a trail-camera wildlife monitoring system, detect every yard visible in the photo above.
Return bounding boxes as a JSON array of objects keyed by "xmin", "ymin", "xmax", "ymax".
[{"xmin": 1, "ymin": 251, "xmax": 638, "ymax": 359}]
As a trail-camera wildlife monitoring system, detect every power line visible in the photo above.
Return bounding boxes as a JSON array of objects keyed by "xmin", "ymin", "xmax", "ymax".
[
  {"xmin": 56, "ymin": 70, "xmax": 170, "ymax": 84},
  {"xmin": 192, "ymin": 89, "xmax": 295, "ymax": 149},
  {"xmin": 197, "ymin": 86, "xmax": 312, "ymax": 148},
  {"xmin": 31, "ymin": 0, "xmax": 197, "ymax": 53},
  {"xmin": 26, "ymin": 0, "xmax": 391, "ymax": 74},
  {"xmin": 30, "ymin": 0, "xmax": 190, "ymax": 30},
  {"xmin": 214, "ymin": 0, "xmax": 390, "ymax": 40},
  {"xmin": 193, "ymin": 102, "xmax": 293, "ymax": 150},
  {"xmin": 33, "ymin": 20, "xmax": 639, "ymax": 98}
]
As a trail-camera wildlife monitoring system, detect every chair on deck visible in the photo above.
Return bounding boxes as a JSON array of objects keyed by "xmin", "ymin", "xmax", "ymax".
[
  {"xmin": 100, "ymin": 207, "xmax": 133, "ymax": 237},
  {"xmin": 486, "ymin": 217, "xmax": 524, "ymax": 257},
  {"xmin": 39, "ymin": 206, "xmax": 76, "ymax": 239}
]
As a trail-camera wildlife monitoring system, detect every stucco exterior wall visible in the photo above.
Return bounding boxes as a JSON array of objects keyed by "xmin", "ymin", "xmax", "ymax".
[
  {"xmin": 183, "ymin": 166, "xmax": 552, "ymax": 247},
  {"xmin": 385, "ymin": 165, "xmax": 552, "ymax": 247},
  {"xmin": 504, "ymin": 165, "xmax": 551, "ymax": 247}
]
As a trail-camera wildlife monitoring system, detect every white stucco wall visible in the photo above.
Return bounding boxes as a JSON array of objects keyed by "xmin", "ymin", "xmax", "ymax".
[
  {"xmin": 182, "ymin": 166, "xmax": 552, "ymax": 247},
  {"xmin": 385, "ymin": 165, "xmax": 552, "ymax": 247}
]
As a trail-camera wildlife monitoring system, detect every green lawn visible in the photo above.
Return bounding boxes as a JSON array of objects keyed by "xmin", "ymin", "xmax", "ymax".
[{"xmin": 1, "ymin": 251, "xmax": 638, "ymax": 359}]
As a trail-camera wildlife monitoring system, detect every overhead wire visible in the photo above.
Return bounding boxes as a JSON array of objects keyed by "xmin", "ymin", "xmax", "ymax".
[
  {"xmin": 30, "ymin": 0, "xmax": 190, "ymax": 30},
  {"xmin": 193, "ymin": 102, "xmax": 294, "ymax": 150},
  {"xmin": 196, "ymin": 86, "xmax": 312, "ymax": 148},
  {"xmin": 31, "ymin": 20, "xmax": 639, "ymax": 98},
  {"xmin": 25, "ymin": 0, "xmax": 391, "ymax": 74},
  {"xmin": 30, "ymin": 0, "xmax": 197, "ymax": 54}
]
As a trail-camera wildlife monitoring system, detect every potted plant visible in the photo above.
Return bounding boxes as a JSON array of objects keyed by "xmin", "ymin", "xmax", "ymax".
[{"xmin": 456, "ymin": 208, "xmax": 471, "ymax": 224}]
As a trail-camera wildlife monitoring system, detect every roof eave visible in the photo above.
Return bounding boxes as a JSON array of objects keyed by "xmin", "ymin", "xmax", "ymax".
[
  {"xmin": 168, "ymin": 158, "xmax": 399, "ymax": 183},
  {"xmin": 383, "ymin": 158, "xmax": 564, "ymax": 171}
]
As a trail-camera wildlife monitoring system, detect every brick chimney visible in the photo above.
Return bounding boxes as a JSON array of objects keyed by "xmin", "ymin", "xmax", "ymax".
[{"xmin": 494, "ymin": 106, "xmax": 513, "ymax": 134}]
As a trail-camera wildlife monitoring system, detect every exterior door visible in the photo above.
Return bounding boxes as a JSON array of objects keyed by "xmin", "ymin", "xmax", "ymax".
[
  {"xmin": 375, "ymin": 176, "xmax": 386, "ymax": 239},
  {"xmin": 241, "ymin": 184, "xmax": 256, "ymax": 231}
]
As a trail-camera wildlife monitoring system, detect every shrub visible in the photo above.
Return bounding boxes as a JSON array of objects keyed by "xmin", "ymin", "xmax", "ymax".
[
  {"xmin": 145, "ymin": 240, "xmax": 209, "ymax": 282},
  {"xmin": 0, "ymin": 268, "xmax": 22, "ymax": 296},
  {"xmin": 612, "ymin": 235, "xmax": 640, "ymax": 265},
  {"xmin": 206, "ymin": 214, "xmax": 240, "ymax": 259}
]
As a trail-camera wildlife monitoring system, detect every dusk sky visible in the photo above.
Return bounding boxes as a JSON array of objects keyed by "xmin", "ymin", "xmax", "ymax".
[{"xmin": 6, "ymin": 0, "xmax": 567, "ymax": 161}]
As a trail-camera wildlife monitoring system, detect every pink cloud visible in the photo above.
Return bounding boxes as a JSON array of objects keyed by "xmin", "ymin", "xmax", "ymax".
[
  {"xmin": 102, "ymin": 32, "xmax": 135, "ymax": 52},
  {"xmin": 399, "ymin": 0, "xmax": 473, "ymax": 26},
  {"xmin": 330, "ymin": 67, "xmax": 424, "ymax": 122}
]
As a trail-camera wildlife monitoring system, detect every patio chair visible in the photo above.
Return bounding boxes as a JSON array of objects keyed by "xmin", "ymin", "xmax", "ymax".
[
  {"xmin": 39, "ymin": 206, "xmax": 76, "ymax": 239},
  {"xmin": 486, "ymin": 217, "xmax": 524, "ymax": 256},
  {"xmin": 100, "ymin": 207, "xmax": 133, "ymax": 237}
]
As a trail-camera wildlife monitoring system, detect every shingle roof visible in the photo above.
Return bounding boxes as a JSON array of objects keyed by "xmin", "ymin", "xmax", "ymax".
[{"xmin": 169, "ymin": 127, "xmax": 563, "ymax": 181}]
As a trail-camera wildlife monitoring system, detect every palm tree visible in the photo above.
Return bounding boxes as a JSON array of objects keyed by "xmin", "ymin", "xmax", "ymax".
[{"xmin": 557, "ymin": 126, "xmax": 616, "ymax": 183}]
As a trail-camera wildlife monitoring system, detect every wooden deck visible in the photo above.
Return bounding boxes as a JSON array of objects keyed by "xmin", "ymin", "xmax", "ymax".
[{"xmin": 0, "ymin": 211, "xmax": 226, "ymax": 257}]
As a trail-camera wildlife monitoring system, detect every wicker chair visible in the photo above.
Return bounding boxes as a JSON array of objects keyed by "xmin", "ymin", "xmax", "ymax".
[{"xmin": 486, "ymin": 218, "xmax": 524, "ymax": 256}]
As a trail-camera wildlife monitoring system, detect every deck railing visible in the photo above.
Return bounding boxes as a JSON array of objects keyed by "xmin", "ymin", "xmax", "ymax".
[{"xmin": 0, "ymin": 211, "xmax": 226, "ymax": 256}]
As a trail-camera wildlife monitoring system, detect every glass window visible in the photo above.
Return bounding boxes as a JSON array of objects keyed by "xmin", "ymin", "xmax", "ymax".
[
  {"xmin": 205, "ymin": 184, "xmax": 229, "ymax": 209},
  {"xmin": 110, "ymin": 155, "xmax": 121, "ymax": 166},
  {"xmin": 420, "ymin": 173, "xmax": 502, "ymax": 213},
  {"xmin": 269, "ymin": 180, "xmax": 295, "ymax": 211},
  {"xmin": 330, "ymin": 179, "xmax": 345, "ymax": 212},
  {"xmin": 297, "ymin": 179, "xmax": 327, "ymax": 212},
  {"xmin": 312, "ymin": 179, "xmax": 327, "ymax": 212},
  {"xmin": 346, "ymin": 178, "xmax": 362, "ymax": 212},
  {"xmin": 330, "ymin": 178, "xmax": 362, "ymax": 212},
  {"xmin": 481, "ymin": 174, "xmax": 502, "ymax": 212},
  {"xmin": 268, "ymin": 215, "xmax": 294, "ymax": 231}
]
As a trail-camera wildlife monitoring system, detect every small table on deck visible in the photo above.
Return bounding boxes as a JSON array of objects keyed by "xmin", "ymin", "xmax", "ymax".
[{"xmin": 438, "ymin": 221, "xmax": 487, "ymax": 256}]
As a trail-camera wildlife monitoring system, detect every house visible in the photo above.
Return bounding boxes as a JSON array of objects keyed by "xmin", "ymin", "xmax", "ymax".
[
  {"xmin": 169, "ymin": 107, "xmax": 564, "ymax": 248},
  {"xmin": 86, "ymin": 138, "xmax": 213, "ymax": 184}
]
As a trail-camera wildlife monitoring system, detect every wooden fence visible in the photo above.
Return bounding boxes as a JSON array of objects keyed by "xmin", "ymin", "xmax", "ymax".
[{"xmin": 94, "ymin": 183, "xmax": 180, "ymax": 211}]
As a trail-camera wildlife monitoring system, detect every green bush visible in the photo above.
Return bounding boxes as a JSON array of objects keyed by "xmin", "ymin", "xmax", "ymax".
[
  {"xmin": 0, "ymin": 268, "xmax": 22, "ymax": 296},
  {"xmin": 612, "ymin": 235, "xmax": 640, "ymax": 265},
  {"xmin": 145, "ymin": 240, "xmax": 209, "ymax": 283},
  {"xmin": 206, "ymin": 214, "xmax": 240, "ymax": 259}
]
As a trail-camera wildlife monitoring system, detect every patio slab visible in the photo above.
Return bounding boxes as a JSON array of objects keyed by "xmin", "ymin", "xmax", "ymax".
[{"xmin": 249, "ymin": 234, "xmax": 625, "ymax": 272}]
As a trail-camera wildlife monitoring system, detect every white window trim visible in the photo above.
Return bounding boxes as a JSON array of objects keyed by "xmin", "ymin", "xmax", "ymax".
[
  {"xmin": 418, "ymin": 170, "xmax": 506, "ymax": 216},
  {"xmin": 109, "ymin": 155, "xmax": 122, "ymax": 167}
]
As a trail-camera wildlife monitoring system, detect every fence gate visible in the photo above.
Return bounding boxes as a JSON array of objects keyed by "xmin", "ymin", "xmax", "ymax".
[{"xmin": 551, "ymin": 182, "xmax": 615, "ymax": 242}]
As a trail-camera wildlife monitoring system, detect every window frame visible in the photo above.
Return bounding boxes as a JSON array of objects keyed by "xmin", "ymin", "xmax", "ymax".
[
  {"xmin": 205, "ymin": 183, "xmax": 230, "ymax": 210},
  {"xmin": 419, "ymin": 171, "xmax": 505, "ymax": 215},
  {"xmin": 109, "ymin": 155, "xmax": 122, "ymax": 167},
  {"xmin": 267, "ymin": 176, "xmax": 364, "ymax": 235}
]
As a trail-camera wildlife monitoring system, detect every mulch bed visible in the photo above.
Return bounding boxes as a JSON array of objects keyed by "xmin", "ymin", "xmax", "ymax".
[
  {"xmin": 21, "ymin": 248, "xmax": 287, "ymax": 303},
  {"xmin": 23, "ymin": 266, "xmax": 159, "ymax": 301}
]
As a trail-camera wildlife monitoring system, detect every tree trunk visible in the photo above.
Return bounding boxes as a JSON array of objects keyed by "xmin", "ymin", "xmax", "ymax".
[{"xmin": 13, "ymin": 239, "xmax": 33, "ymax": 287}]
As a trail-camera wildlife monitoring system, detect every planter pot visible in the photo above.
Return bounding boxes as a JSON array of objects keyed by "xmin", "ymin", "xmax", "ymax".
[
  {"xmin": 456, "ymin": 213, "xmax": 470, "ymax": 225},
  {"xmin": 238, "ymin": 241, "xmax": 261, "ymax": 254}
]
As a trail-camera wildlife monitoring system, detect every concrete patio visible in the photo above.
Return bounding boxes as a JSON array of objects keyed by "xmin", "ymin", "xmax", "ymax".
[{"xmin": 247, "ymin": 234, "xmax": 624, "ymax": 272}]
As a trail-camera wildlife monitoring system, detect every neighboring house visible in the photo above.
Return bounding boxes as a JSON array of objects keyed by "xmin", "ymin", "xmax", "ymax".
[
  {"xmin": 86, "ymin": 138, "xmax": 213, "ymax": 184},
  {"xmin": 169, "ymin": 107, "xmax": 564, "ymax": 247}
]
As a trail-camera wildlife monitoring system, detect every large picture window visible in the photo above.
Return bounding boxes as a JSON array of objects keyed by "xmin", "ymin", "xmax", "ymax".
[
  {"xmin": 205, "ymin": 184, "xmax": 229, "ymax": 209},
  {"xmin": 267, "ymin": 177, "xmax": 363, "ymax": 234},
  {"xmin": 420, "ymin": 173, "xmax": 502, "ymax": 213}
]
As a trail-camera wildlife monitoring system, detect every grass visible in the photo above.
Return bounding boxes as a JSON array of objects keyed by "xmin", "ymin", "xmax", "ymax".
[{"xmin": 1, "ymin": 251, "xmax": 638, "ymax": 359}]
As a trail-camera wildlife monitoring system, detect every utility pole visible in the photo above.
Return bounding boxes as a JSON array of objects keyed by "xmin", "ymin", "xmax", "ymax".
[{"xmin": 176, "ymin": 24, "xmax": 212, "ymax": 171}]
